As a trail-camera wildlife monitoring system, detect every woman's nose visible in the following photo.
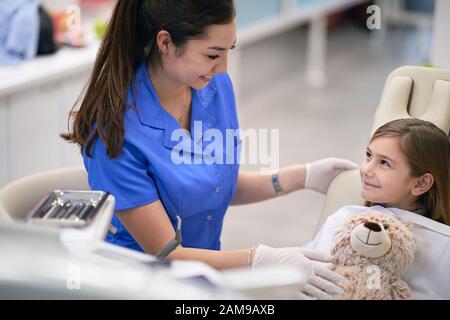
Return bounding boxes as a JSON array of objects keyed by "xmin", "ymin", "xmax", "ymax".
[{"xmin": 214, "ymin": 54, "xmax": 228, "ymax": 74}]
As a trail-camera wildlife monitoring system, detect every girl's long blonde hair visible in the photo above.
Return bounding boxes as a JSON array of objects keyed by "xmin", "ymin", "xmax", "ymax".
[{"xmin": 366, "ymin": 118, "xmax": 450, "ymax": 226}]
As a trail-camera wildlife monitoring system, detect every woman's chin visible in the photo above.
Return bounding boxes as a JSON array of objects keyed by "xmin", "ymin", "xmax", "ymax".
[{"xmin": 191, "ymin": 82, "xmax": 208, "ymax": 90}]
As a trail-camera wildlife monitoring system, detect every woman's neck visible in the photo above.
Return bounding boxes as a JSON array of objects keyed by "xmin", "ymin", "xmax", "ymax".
[
  {"xmin": 149, "ymin": 69, "xmax": 187, "ymax": 104},
  {"xmin": 148, "ymin": 67, "xmax": 191, "ymax": 126}
]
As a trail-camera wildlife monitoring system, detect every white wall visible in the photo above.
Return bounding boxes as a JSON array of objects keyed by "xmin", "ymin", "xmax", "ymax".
[
  {"xmin": 431, "ymin": 0, "xmax": 450, "ymax": 69},
  {"xmin": 0, "ymin": 72, "xmax": 87, "ymax": 187},
  {"xmin": 41, "ymin": 0, "xmax": 76, "ymax": 12}
]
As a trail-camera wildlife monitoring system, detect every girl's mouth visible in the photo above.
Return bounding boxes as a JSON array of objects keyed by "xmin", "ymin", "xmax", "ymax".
[{"xmin": 362, "ymin": 180, "xmax": 380, "ymax": 189}]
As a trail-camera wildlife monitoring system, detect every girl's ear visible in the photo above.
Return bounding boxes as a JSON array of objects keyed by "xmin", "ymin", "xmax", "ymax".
[{"xmin": 411, "ymin": 173, "xmax": 434, "ymax": 197}]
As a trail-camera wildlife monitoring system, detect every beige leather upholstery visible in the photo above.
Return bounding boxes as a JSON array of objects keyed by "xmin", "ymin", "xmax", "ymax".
[
  {"xmin": 314, "ymin": 66, "xmax": 450, "ymax": 234},
  {"xmin": 0, "ymin": 166, "xmax": 89, "ymax": 221}
]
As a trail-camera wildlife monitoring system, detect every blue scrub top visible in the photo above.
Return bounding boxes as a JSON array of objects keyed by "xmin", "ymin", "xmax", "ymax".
[{"xmin": 83, "ymin": 62, "xmax": 241, "ymax": 252}]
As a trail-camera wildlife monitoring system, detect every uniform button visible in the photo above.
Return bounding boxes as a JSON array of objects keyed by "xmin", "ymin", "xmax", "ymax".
[
  {"xmin": 206, "ymin": 215, "xmax": 213, "ymax": 221},
  {"xmin": 215, "ymin": 186, "xmax": 221, "ymax": 193}
]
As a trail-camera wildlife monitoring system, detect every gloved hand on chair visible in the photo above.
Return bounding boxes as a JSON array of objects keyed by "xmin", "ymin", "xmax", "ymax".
[
  {"xmin": 305, "ymin": 158, "xmax": 358, "ymax": 194},
  {"xmin": 251, "ymin": 244, "xmax": 347, "ymax": 300}
]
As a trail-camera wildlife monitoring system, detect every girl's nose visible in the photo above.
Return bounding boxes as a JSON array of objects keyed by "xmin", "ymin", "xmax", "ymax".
[{"xmin": 360, "ymin": 160, "xmax": 374, "ymax": 176}]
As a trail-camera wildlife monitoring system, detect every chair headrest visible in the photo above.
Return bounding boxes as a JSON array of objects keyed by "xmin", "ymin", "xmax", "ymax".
[{"xmin": 372, "ymin": 66, "xmax": 450, "ymax": 135}]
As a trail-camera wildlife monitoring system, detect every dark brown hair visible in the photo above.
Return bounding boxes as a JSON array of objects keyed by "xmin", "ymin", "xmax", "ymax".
[
  {"xmin": 366, "ymin": 118, "xmax": 450, "ymax": 225},
  {"xmin": 61, "ymin": 0, "xmax": 236, "ymax": 158}
]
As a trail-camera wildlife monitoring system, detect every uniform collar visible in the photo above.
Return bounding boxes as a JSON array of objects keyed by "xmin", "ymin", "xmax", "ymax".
[{"xmin": 133, "ymin": 62, "xmax": 217, "ymax": 149}]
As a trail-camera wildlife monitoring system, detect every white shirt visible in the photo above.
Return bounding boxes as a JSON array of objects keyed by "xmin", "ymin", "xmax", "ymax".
[{"xmin": 305, "ymin": 205, "xmax": 450, "ymax": 299}]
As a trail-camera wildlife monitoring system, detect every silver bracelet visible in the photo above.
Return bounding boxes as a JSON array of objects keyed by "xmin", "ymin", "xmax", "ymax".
[{"xmin": 272, "ymin": 172, "xmax": 287, "ymax": 196}]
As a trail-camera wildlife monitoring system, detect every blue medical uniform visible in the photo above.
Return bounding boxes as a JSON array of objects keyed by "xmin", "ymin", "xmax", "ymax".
[{"xmin": 83, "ymin": 62, "xmax": 241, "ymax": 252}]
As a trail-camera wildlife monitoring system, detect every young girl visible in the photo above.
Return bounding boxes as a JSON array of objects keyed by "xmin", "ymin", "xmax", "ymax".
[{"xmin": 307, "ymin": 118, "xmax": 450, "ymax": 299}]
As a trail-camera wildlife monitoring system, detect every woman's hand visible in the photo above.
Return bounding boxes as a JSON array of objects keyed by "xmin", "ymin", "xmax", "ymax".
[
  {"xmin": 305, "ymin": 157, "xmax": 358, "ymax": 194},
  {"xmin": 251, "ymin": 244, "xmax": 347, "ymax": 300}
]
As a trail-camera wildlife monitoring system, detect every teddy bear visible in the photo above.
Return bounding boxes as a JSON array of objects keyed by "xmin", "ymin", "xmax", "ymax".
[{"xmin": 331, "ymin": 211, "xmax": 416, "ymax": 300}]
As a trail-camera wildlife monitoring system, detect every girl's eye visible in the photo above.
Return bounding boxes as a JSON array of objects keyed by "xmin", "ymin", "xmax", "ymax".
[
  {"xmin": 208, "ymin": 55, "xmax": 220, "ymax": 60},
  {"xmin": 365, "ymin": 151, "xmax": 372, "ymax": 159},
  {"xmin": 381, "ymin": 160, "xmax": 390, "ymax": 167}
]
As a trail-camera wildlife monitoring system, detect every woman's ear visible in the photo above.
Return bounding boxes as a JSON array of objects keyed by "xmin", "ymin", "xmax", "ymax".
[
  {"xmin": 156, "ymin": 30, "xmax": 173, "ymax": 54},
  {"xmin": 411, "ymin": 173, "xmax": 434, "ymax": 197}
]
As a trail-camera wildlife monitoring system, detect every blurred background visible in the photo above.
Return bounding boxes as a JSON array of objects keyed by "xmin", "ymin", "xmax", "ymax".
[{"xmin": 0, "ymin": 0, "xmax": 447, "ymax": 248}]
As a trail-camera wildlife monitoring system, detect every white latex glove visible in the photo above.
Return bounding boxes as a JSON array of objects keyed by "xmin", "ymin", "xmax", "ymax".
[
  {"xmin": 305, "ymin": 157, "xmax": 358, "ymax": 194},
  {"xmin": 252, "ymin": 245, "xmax": 347, "ymax": 300}
]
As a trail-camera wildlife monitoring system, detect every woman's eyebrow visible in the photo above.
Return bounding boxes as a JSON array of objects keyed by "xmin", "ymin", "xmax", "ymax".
[{"xmin": 208, "ymin": 39, "xmax": 237, "ymax": 51}]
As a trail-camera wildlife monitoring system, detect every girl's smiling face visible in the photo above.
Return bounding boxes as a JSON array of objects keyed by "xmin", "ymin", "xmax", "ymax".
[{"xmin": 360, "ymin": 136, "xmax": 432, "ymax": 211}]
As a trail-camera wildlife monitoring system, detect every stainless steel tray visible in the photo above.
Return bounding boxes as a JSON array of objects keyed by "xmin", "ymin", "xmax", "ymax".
[{"xmin": 28, "ymin": 190, "xmax": 109, "ymax": 228}]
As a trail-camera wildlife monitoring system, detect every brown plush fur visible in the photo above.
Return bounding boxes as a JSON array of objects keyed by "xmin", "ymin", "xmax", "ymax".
[{"xmin": 331, "ymin": 211, "xmax": 416, "ymax": 300}]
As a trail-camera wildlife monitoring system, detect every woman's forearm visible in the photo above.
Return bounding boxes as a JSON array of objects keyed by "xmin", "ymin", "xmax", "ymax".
[
  {"xmin": 168, "ymin": 246, "xmax": 252, "ymax": 270},
  {"xmin": 231, "ymin": 165, "xmax": 306, "ymax": 205}
]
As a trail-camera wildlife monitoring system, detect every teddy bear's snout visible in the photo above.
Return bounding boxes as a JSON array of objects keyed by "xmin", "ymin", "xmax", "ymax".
[
  {"xmin": 349, "ymin": 221, "xmax": 392, "ymax": 258},
  {"xmin": 364, "ymin": 221, "xmax": 382, "ymax": 232}
]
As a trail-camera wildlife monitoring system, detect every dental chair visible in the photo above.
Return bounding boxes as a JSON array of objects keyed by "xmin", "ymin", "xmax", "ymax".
[
  {"xmin": 315, "ymin": 65, "xmax": 450, "ymax": 234},
  {"xmin": 0, "ymin": 166, "xmax": 89, "ymax": 221}
]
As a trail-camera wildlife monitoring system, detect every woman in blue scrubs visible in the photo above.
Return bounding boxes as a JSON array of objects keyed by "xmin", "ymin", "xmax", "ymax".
[{"xmin": 62, "ymin": 0, "xmax": 356, "ymax": 299}]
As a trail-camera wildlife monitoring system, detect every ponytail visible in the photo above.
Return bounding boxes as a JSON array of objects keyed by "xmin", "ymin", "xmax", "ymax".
[{"xmin": 61, "ymin": 0, "xmax": 145, "ymax": 158}]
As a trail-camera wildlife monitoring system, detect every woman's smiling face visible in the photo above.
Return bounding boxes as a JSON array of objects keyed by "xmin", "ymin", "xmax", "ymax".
[
  {"xmin": 360, "ymin": 136, "xmax": 419, "ymax": 210},
  {"xmin": 159, "ymin": 19, "xmax": 237, "ymax": 89}
]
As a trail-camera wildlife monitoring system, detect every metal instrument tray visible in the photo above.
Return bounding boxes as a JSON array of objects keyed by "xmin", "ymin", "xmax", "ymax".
[{"xmin": 28, "ymin": 190, "xmax": 109, "ymax": 228}]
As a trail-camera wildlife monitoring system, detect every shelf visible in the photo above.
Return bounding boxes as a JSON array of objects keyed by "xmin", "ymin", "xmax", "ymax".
[{"xmin": 0, "ymin": 42, "xmax": 100, "ymax": 98}]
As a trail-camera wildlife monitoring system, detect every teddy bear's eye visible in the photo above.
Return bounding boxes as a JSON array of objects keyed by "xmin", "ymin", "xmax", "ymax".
[{"xmin": 383, "ymin": 224, "xmax": 389, "ymax": 230}]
